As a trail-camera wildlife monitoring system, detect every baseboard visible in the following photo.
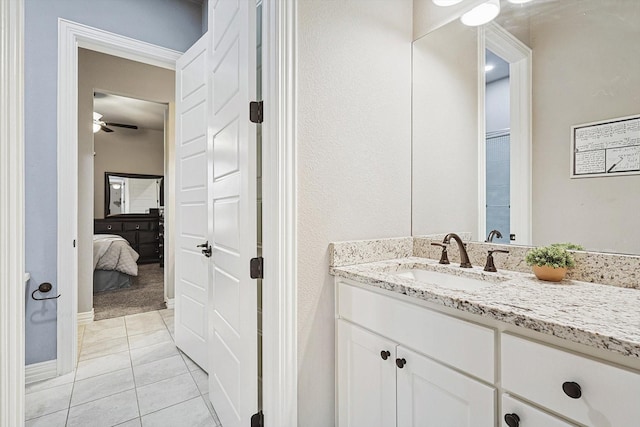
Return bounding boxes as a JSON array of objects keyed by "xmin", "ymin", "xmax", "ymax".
[
  {"xmin": 77, "ymin": 308, "xmax": 94, "ymax": 325},
  {"xmin": 25, "ymin": 359, "xmax": 57, "ymax": 384},
  {"xmin": 165, "ymin": 298, "xmax": 175, "ymax": 309}
]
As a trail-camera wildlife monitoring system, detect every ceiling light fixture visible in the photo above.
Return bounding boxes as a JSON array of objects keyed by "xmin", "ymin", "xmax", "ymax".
[
  {"xmin": 432, "ymin": 0, "xmax": 463, "ymax": 6},
  {"xmin": 508, "ymin": 0, "xmax": 533, "ymax": 4},
  {"xmin": 93, "ymin": 112, "xmax": 103, "ymax": 134},
  {"xmin": 461, "ymin": 0, "xmax": 500, "ymax": 26}
]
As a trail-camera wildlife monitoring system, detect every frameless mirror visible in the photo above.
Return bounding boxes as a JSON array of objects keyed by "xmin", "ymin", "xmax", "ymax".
[
  {"xmin": 105, "ymin": 172, "xmax": 163, "ymax": 217},
  {"xmin": 412, "ymin": 0, "xmax": 640, "ymax": 255}
]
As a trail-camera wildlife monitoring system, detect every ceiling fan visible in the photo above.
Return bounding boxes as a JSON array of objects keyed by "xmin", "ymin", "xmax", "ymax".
[{"xmin": 93, "ymin": 112, "xmax": 138, "ymax": 133}]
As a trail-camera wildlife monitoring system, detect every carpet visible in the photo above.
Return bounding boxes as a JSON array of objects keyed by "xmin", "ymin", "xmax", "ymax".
[{"xmin": 93, "ymin": 264, "xmax": 165, "ymax": 321}]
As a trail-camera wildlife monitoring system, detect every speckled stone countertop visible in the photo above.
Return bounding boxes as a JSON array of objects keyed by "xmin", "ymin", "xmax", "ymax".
[{"xmin": 331, "ymin": 257, "xmax": 640, "ymax": 359}]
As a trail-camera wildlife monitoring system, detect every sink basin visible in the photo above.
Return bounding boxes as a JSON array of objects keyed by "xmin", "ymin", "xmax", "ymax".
[{"xmin": 392, "ymin": 269, "xmax": 493, "ymax": 291}]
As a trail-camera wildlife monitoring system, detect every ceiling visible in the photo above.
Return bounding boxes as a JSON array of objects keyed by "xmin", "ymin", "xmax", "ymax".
[
  {"xmin": 485, "ymin": 50, "xmax": 510, "ymax": 84},
  {"xmin": 93, "ymin": 92, "xmax": 167, "ymax": 131}
]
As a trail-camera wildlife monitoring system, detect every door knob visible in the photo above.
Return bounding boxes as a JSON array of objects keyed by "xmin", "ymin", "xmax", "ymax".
[
  {"xmin": 395, "ymin": 358, "xmax": 406, "ymax": 369},
  {"xmin": 380, "ymin": 350, "xmax": 391, "ymax": 360},
  {"xmin": 562, "ymin": 381, "xmax": 582, "ymax": 399},
  {"xmin": 504, "ymin": 413, "xmax": 520, "ymax": 427},
  {"xmin": 197, "ymin": 241, "xmax": 212, "ymax": 258}
]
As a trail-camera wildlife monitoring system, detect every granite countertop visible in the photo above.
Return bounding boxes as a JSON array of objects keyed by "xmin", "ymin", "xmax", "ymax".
[{"xmin": 331, "ymin": 257, "xmax": 640, "ymax": 359}]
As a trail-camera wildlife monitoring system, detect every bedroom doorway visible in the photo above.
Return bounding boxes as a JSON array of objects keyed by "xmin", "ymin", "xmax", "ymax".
[
  {"xmin": 90, "ymin": 92, "xmax": 167, "ymax": 321},
  {"xmin": 78, "ymin": 47, "xmax": 176, "ymax": 323}
]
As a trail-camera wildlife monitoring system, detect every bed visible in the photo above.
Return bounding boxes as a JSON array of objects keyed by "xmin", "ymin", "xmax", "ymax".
[{"xmin": 93, "ymin": 234, "xmax": 139, "ymax": 293}]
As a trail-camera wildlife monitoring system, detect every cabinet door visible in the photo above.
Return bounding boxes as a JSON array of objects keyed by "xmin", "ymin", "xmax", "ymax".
[
  {"xmin": 337, "ymin": 320, "xmax": 396, "ymax": 427},
  {"xmin": 502, "ymin": 394, "xmax": 575, "ymax": 427},
  {"xmin": 396, "ymin": 346, "xmax": 495, "ymax": 427}
]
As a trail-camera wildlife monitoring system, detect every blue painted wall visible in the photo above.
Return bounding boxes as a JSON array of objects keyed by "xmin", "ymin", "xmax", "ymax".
[{"xmin": 24, "ymin": 0, "xmax": 203, "ymax": 364}]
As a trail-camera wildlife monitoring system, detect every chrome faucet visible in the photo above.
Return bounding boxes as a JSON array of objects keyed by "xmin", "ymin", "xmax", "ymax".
[
  {"xmin": 485, "ymin": 229, "xmax": 503, "ymax": 242},
  {"xmin": 443, "ymin": 233, "xmax": 473, "ymax": 268}
]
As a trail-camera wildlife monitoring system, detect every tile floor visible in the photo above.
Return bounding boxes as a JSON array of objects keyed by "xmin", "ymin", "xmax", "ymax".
[{"xmin": 25, "ymin": 309, "xmax": 221, "ymax": 427}]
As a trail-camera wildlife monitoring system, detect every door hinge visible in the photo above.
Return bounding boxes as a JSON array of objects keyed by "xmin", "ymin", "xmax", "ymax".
[
  {"xmin": 250, "ymin": 101, "xmax": 263, "ymax": 124},
  {"xmin": 250, "ymin": 257, "xmax": 264, "ymax": 279},
  {"xmin": 251, "ymin": 411, "xmax": 264, "ymax": 427}
]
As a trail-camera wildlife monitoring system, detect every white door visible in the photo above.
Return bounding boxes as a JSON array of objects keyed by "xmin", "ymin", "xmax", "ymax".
[
  {"xmin": 175, "ymin": 34, "xmax": 210, "ymax": 371},
  {"xmin": 396, "ymin": 346, "xmax": 495, "ymax": 427},
  {"xmin": 337, "ymin": 320, "xmax": 397, "ymax": 427},
  {"xmin": 207, "ymin": 1, "xmax": 259, "ymax": 426}
]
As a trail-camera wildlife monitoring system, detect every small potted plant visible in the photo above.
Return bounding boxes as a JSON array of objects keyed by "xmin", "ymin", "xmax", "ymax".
[{"xmin": 525, "ymin": 243, "xmax": 583, "ymax": 282}]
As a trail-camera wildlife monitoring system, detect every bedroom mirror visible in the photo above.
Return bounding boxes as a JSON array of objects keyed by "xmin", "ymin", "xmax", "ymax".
[
  {"xmin": 412, "ymin": 0, "xmax": 640, "ymax": 255},
  {"xmin": 105, "ymin": 172, "xmax": 164, "ymax": 216}
]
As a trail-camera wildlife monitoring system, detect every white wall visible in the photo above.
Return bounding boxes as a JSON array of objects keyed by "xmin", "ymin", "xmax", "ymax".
[
  {"xmin": 24, "ymin": 0, "xmax": 201, "ymax": 364},
  {"xmin": 486, "ymin": 77, "xmax": 510, "ymax": 133},
  {"xmin": 296, "ymin": 1, "xmax": 413, "ymax": 424},
  {"xmin": 529, "ymin": 1, "xmax": 640, "ymax": 253},
  {"xmin": 94, "ymin": 129, "xmax": 165, "ymax": 218},
  {"xmin": 412, "ymin": 20, "xmax": 479, "ymax": 238}
]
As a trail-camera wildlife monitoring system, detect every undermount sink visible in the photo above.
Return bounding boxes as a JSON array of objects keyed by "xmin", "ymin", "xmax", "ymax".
[{"xmin": 392, "ymin": 269, "xmax": 493, "ymax": 291}]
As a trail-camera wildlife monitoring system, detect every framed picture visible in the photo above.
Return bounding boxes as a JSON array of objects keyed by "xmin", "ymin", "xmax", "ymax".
[{"xmin": 570, "ymin": 114, "xmax": 640, "ymax": 178}]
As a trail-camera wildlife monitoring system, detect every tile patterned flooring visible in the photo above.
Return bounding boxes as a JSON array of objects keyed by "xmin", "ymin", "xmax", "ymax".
[{"xmin": 25, "ymin": 309, "xmax": 222, "ymax": 427}]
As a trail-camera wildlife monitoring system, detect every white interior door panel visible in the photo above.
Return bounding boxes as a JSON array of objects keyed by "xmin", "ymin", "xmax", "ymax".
[
  {"xmin": 175, "ymin": 34, "xmax": 210, "ymax": 371},
  {"xmin": 207, "ymin": 1, "xmax": 258, "ymax": 426}
]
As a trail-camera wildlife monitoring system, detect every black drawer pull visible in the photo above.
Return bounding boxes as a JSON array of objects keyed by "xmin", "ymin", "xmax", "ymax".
[
  {"xmin": 380, "ymin": 350, "xmax": 391, "ymax": 361},
  {"xmin": 562, "ymin": 381, "xmax": 582, "ymax": 399},
  {"xmin": 504, "ymin": 413, "xmax": 520, "ymax": 427},
  {"xmin": 395, "ymin": 358, "xmax": 406, "ymax": 369},
  {"xmin": 136, "ymin": 225, "xmax": 140, "ymax": 230},
  {"xmin": 107, "ymin": 225, "xmax": 112, "ymax": 230}
]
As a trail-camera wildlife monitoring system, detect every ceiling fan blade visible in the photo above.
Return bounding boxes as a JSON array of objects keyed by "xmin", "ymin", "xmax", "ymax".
[
  {"xmin": 105, "ymin": 122, "xmax": 139, "ymax": 130},
  {"xmin": 100, "ymin": 124, "xmax": 114, "ymax": 133}
]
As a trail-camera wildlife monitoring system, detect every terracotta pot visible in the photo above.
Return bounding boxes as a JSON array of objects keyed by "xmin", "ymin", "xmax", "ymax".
[{"xmin": 532, "ymin": 265, "xmax": 567, "ymax": 282}]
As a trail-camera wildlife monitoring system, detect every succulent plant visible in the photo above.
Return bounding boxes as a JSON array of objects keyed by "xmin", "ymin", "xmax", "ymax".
[{"xmin": 525, "ymin": 244, "xmax": 578, "ymax": 269}]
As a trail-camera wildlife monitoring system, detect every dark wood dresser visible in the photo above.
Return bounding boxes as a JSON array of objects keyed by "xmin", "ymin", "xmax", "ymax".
[{"xmin": 94, "ymin": 215, "xmax": 161, "ymax": 264}]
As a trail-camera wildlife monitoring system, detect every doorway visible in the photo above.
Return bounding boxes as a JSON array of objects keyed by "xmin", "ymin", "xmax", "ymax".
[
  {"xmin": 76, "ymin": 49, "xmax": 176, "ymax": 326},
  {"xmin": 480, "ymin": 23, "xmax": 533, "ymax": 246},
  {"xmin": 485, "ymin": 49, "xmax": 511, "ymax": 244},
  {"xmin": 91, "ymin": 91, "xmax": 168, "ymax": 320}
]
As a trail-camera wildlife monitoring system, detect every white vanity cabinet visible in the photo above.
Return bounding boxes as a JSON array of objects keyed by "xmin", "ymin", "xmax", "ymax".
[
  {"xmin": 396, "ymin": 346, "xmax": 495, "ymax": 426},
  {"xmin": 501, "ymin": 394, "xmax": 575, "ymax": 427},
  {"xmin": 336, "ymin": 281, "xmax": 496, "ymax": 427},
  {"xmin": 501, "ymin": 333, "xmax": 640, "ymax": 427},
  {"xmin": 337, "ymin": 320, "xmax": 397, "ymax": 427}
]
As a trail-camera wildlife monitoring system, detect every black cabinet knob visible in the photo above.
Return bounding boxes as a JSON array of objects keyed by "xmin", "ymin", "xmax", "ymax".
[
  {"xmin": 504, "ymin": 413, "xmax": 520, "ymax": 427},
  {"xmin": 395, "ymin": 358, "xmax": 406, "ymax": 369},
  {"xmin": 380, "ymin": 350, "xmax": 391, "ymax": 361},
  {"xmin": 562, "ymin": 381, "xmax": 582, "ymax": 399}
]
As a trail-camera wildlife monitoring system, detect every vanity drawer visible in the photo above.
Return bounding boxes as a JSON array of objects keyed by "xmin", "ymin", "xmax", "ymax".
[
  {"xmin": 95, "ymin": 222, "xmax": 122, "ymax": 232},
  {"xmin": 501, "ymin": 333, "xmax": 640, "ymax": 427},
  {"xmin": 502, "ymin": 394, "xmax": 575, "ymax": 427},
  {"xmin": 337, "ymin": 281, "xmax": 495, "ymax": 382}
]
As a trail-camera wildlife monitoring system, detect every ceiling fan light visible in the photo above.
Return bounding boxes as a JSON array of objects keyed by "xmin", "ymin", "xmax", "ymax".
[
  {"xmin": 92, "ymin": 123, "xmax": 101, "ymax": 133},
  {"xmin": 432, "ymin": 0, "xmax": 463, "ymax": 6},
  {"xmin": 93, "ymin": 112, "xmax": 102, "ymax": 121},
  {"xmin": 461, "ymin": 0, "xmax": 500, "ymax": 26}
]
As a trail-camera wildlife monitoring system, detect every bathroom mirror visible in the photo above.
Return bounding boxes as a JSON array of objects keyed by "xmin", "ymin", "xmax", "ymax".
[
  {"xmin": 105, "ymin": 172, "xmax": 164, "ymax": 217},
  {"xmin": 412, "ymin": 0, "xmax": 640, "ymax": 255}
]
